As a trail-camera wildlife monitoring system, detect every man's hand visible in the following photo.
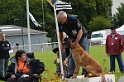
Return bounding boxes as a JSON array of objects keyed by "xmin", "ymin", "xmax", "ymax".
[
  {"xmin": 60, "ymin": 43, "xmax": 63, "ymax": 49},
  {"xmin": 63, "ymin": 58, "xmax": 68, "ymax": 66},
  {"xmin": 120, "ymin": 49, "xmax": 124, "ymax": 53},
  {"xmin": 11, "ymin": 74, "xmax": 16, "ymax": 78},
  {"xmin": 71, "ymin": 42, "xmax": 77, "ymax": 48},
  {"xmin": 54, "ymin": 58, "xmax": 57, "ymax": 64},
  {"xmin": 107, "ymin": 54, "xmax": 110, "ymax": 57}
]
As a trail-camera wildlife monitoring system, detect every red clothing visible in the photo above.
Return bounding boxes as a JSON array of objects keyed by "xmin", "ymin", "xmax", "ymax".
[{"xmin": 106, "ymin": 33, "xmax": 124, "ymax": 55}]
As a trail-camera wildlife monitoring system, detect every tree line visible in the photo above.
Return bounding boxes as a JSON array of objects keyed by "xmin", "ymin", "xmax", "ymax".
[{"xmin": 0, "ymin": 0, "xmax": 124, "ymax": 40}]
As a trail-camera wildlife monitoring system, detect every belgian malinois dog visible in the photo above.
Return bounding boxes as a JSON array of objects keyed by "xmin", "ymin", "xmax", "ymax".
[{"xmin": 67, "ymin": 39, "xmax": 106, "ymax": 82}]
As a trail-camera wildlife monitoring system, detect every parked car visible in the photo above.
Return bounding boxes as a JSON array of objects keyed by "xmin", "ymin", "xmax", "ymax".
[{"xmin": 91, "ymin": 29, "xmax": 111, "ymax": 46}]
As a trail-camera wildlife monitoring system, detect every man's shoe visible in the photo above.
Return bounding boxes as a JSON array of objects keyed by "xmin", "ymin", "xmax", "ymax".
[{"xmin": 66, "ymin": 74, "xmax": 73, "ymax": 78}]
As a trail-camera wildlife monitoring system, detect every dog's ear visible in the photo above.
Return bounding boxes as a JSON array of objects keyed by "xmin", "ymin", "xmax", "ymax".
[
  {"xmin": 68, "ymin": 38, "xmax": 71, "ymax": 43},
  {"xmin": 67, "ymin": 38, "xmax": 72, "ymax": 48},
  {"xmin": 63, "ymin": 38, "xmax": 71, "ymax": 48}
]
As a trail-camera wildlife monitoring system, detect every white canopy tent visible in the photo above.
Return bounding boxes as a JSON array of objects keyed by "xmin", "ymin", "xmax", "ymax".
[{"xmin": 116, "ymin": 24, "xmax": 124, "ymax": 35}]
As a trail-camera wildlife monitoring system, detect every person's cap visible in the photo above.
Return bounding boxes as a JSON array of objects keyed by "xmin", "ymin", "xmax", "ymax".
[
  {"xmin": 52, "ymin": 48, "xmax": 59, "ymax": 53},
  {"xmin": 110, "ymin": 26, "xmax": 116, "ymax": 30}
]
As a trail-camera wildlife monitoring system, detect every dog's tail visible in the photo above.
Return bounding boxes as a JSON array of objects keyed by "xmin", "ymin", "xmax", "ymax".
[
  {"xmin": 101, "ymin": 72, "xmax": 106, "ymax": 82},
  {"xmin": 98, "ymin": 65, "xmax": 106, "ymax": 82}
]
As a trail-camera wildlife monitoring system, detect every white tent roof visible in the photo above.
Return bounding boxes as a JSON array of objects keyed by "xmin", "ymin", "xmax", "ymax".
[
  {"xmin": 116, "ymin": 24, "xmax": 124, "ymax": 35},
  {"xmin": 116, "ymin": 24, "xmax": 124, "ymax": 30}
]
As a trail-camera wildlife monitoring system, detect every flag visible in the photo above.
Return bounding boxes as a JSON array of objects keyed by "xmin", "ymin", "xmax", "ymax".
[
  {"xmin": 47, "ymin": 0, "xmax": 58, "ymax": 6},
  {"xmin": 28, "ymin": 12, "xmax": 41, "ymax": 27},
  {"xmin": 55, "ymin": 0, "xmax": 72, "ymax": 10}
]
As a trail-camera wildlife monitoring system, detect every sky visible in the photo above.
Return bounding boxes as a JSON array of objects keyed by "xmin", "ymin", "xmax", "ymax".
[{"xmin": 112, "ymin": 0, "xmax": 124, "ymax": 15}]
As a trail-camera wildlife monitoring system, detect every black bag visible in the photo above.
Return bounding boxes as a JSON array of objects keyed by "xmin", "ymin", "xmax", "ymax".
[{"xmin": 16, "ymin": 71, "xmax": 23, "ymax": 79}]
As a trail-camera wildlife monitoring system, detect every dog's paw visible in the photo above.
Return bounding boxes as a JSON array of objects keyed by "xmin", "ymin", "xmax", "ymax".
[{"xmin": 88, "ymin": 73, "xmax": 92, "ymax": 76}]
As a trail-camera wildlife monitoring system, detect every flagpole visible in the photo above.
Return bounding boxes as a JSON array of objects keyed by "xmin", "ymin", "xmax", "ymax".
[
  {"xmin": 42, "ymin": 0, "xmax": 45, "ymax": 31},
  {"xmin": 26, "ymin": 0, "xmax": 31, "ymax": 52},
  {"xmin": 53, "ymin": 5, "xmax": 64, "ymax": 79}
]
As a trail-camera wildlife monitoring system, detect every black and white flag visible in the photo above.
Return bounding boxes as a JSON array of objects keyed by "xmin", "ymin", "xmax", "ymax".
[
  {"xmin": 55, "ymin": 0, "xmax": 72, "ymax": 10},
  {"xmin": 28, "ymin": 12, "xmax": 41, "ymax": 27}
]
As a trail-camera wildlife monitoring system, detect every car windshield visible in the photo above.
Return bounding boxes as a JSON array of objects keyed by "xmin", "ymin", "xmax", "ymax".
[{"xmin": 91, "ymin": 34, "xmax": 103, "ymax": 38}]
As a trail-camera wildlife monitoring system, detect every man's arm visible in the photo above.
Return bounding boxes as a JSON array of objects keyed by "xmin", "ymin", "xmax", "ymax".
[
  {"xmin": 105, "ymin": 36, "xmax": 109, "ymax": 56},
  {"xmin": 59, "ymin": 32, "xmax": 64, "ymax": 47},
  {"xmin": 74, "ymin": 18, "xmax": 83, "ymax": 44},
  {"xmin": 75, "ymin": 29, "xmax": 83, "ymax": 44},
  {"xmin": 0, "ymin": 41, "xmax": 11, "ymax": 51},
  {"xmin": 119, "ymin": 35, "xmax": 124, "ymax": 53},
  {"xmin": 71, "ymin": 29, "xmax": 83, "ymax": 48}
]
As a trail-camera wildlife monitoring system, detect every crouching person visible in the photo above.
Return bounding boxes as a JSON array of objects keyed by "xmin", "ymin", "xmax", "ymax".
[
  {"xmin": 5, "ymin": 50, "xmax": 45, "ymax": 82},
  {"xmin": 53, "ymin": 47, "xmax": 68, "ymax": 78}
]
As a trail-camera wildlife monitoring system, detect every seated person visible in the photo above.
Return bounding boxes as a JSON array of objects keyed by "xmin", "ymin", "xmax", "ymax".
[
  {"xmin": 5, "ymin": 50, "xmax": 45, "ymax": 82},
  {"xmin": 53, "ymin": 43, "xmax": 69, "ymax": 77}
]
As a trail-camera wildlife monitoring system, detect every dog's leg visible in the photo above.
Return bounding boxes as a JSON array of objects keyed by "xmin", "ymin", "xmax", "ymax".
[
  {"xmin": 71, "ymin": 62, "xmax": 80, "ymax": 78},
  {"xmin": 88, "ymin": 71, "xmax": 99, "ymax": 77},
  {"xmin": 72, "ymin": 53, "xmax": 82, "ymax": 78},
  {"xmin": 86, "ymin": 65, "xmax": 100, "ymax": 77}
]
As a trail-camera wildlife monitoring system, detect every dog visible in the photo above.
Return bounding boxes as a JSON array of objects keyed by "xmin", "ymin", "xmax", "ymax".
[{"xmin": 67, "ymin": 39, "xmax": 106, "ymax": 82}]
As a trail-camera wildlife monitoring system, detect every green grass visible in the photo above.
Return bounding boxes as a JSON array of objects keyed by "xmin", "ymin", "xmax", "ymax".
[
  {"xmin": 90, "ymin": 46, "xmax": 124, "ymax": 82},
  {"xmin": 1, "ymin": 45, "xmax": 124, "ymax": 82},
  {"xmin": 36, "ymin": 46, "xmax": 124, "ymax": 82}
]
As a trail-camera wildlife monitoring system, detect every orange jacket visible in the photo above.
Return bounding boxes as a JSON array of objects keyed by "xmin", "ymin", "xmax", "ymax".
[{"xmin": 17, "ymin": 60, "xmax": 30, "ymax": 74}]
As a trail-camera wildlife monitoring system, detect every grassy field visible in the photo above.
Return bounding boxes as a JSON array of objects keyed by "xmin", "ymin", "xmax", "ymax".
[{"xmin": 1, "ymin": 45, "xmax": 124, "ymax": 82}]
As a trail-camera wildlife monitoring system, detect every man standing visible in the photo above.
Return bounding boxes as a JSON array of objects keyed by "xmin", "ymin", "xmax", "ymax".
[
  {"xmin": 106, "ymin": 27, "xmax": 124, "ymax": 73},
  {"xmin": 0, "ymin": 33, "xmax": 11, "ymax": 80},
  {"xmin": 57, "ymin": 11, "xmax": 89, "ymax": 78}
]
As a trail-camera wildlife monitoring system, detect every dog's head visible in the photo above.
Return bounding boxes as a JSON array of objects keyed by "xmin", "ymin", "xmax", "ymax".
[{"xmin": 64, "ymin": 38, "xmax": 73, "ymax": 48}]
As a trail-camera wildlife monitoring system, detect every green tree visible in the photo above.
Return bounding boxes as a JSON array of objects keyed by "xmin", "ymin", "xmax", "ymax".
[
  {"xmin": 0, "ymin": 0, "xmax": 56, "ymax": 37},
  {"xmin": 113, "ymin": 3, "xmax": 124, "ymax": 27},
  {"xmin": 87, "ymin": 16, "xmax": 111, "ymax": 33},
  {"xmin": 0, "ymin": 0, "xmax": 20, "ymax": 25},
  {"xmin": 63, "ymin": 0, "xmax": 112, "ymax": 29},
  {"xmin": 0, "ymin": 0, "xmax": 112, "ymax": 38}
]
